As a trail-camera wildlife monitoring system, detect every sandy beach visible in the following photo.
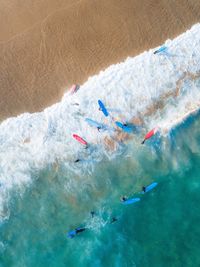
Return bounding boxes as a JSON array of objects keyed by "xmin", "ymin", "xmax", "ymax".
[{"xmin": 0, "ymin": 0, "xmax": 200, "ymax": 121}]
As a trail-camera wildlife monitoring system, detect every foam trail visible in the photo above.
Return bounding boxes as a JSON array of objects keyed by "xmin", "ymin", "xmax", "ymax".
[{"xmin": 1, "ymin": 23, "xmax": 200, "ymax": 221}]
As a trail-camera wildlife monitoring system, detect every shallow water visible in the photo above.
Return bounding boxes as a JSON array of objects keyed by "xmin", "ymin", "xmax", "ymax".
[{"xmin": 0, "ymin": 113, "xmax": 200, "ymax": 267}]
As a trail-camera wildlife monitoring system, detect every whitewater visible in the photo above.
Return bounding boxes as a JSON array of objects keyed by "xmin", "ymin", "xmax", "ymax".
[{"xmin": 0, "ymin": 23, "xmax": 200, "ymax": 223}]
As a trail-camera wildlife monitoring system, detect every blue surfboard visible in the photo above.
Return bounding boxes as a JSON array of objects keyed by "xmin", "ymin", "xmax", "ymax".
[
  {"xmin": 115, "ymin": 121, "xmax": 132, "ymax": 133},
  {"xmin": 154, "ymin": 45, "xmax": 167, "ymax": 54},
  {"xmin": 67, "ymin": 230, "xmax": 76, "ymax": 239},
  {"xmin": 143, "ymin": 182, "xmax": 158, "ymax": 193},
  {"xmin": 67, "ymin": 227, "xmax": 85, "ymax": 238},
  {"xmin": 98, "ymin": 100, "xmax": 109, "ymax": 117},
  {"xmin": 122, "ymin": 197, "xmax": 140, "ymax": 205}
]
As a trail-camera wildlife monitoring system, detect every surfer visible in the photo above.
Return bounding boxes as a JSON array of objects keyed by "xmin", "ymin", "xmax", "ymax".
[
  {"xmin": 74, "ymin": 159, "xmax": 81, "ymax": 163},
  {"xmin": 97, "ymin": 126, "xmax": 101, "ymax": 132},
  {"xmin": 90, "ymin": 211, "xmax": 96, "ymax": 217},
  {"xmin": 142, "ymin": 186, "xmax": 146, "ymax": 193},
  {"xmin": 75, "ymin": 227, "xmax": 86, "ymax": 234},
  {"xmin": 154, "ymin": 50, "xmax": 160, "ymax": 55},
  {"xmin": 110, "ymin": 217, "xmax": 118, "ymax": 223},
  {"xmin": 120, "ymin": 196, "xmax": 127, "ymax": 202}
]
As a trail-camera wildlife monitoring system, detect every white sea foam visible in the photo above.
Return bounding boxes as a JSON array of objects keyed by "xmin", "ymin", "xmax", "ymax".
[{"xmin": 1, "ymin": 23, "xmax": 200, "ymax": 221}]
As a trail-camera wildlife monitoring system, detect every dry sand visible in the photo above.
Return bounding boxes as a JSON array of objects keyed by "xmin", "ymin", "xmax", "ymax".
[{"xmin": 0, "ymin": 0, "xmax": 200, "ymax": 120}]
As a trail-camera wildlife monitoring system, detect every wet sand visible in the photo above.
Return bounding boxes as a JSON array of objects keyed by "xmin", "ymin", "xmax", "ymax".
[{"xmin": 0, "ymin": 0, "xmax": 200, "ymax": 120}]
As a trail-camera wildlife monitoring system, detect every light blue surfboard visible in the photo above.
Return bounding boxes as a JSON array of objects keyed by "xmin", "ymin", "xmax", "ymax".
[
  {"xmin": 154, "ymin": 45, "xmax": 167, "ymax": 54},
  {"xmin": 143, "ymin": 182, "xmax": 158, "ymax": 193},
  {"xmin": 85, "ymin": 118, "xmax": 102, "ymax": 128},
  {"xmin": 122, "ymin": 197, "xmax": 140, "ymax": 205},
  {"xmin": 115, "ymin": 121, "xmax": 132, "ymax": 133}
]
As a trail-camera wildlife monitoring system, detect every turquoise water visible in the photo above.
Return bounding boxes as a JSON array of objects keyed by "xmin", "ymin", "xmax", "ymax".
[{"xmin": 1, "ymin": 113, "xmax": 200, "ymax": 267}]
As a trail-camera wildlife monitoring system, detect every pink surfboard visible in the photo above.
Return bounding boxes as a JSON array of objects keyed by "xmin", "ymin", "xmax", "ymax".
[
  {"xmin": 141, "ymin": 127, "xmax": 159, "ymax": 144},
  {"xmin": 70, "ymin": 84, "xmax": 80, "ymax": 94},
  {"xmin": 73, "ymin": 134, "xmax": 88, "ymax": 145}
]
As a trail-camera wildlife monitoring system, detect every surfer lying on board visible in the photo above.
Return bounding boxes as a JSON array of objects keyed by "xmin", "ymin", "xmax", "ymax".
[{"xmin": 74, "ymin": 159, "xmax": 81, "ymax": 163}]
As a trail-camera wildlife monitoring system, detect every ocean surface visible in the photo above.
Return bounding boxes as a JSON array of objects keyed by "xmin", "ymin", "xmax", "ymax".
[{"xmin": 0, "ymin": 24, "xmax": 200, "ymax": 266}]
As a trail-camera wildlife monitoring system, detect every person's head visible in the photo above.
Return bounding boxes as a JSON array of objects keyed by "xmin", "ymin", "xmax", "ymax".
[{"xmin": 142, "ymin": 186, "xmax": 146, "ymax": 192}]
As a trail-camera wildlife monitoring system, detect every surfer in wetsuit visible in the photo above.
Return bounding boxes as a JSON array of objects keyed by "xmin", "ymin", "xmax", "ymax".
[
  {"xmin": 90, "ymin": 211, "xmax": 96, "ymax": 217},
  {"xmin": 75, "ymin": 159, "xmax": 80, "ymax": 163},
  {"xmin": 142, "ymin": 186, "xmax": 146, "ymax": 193},
  {"xmin": 75, "ymin": 227, "xmax": 86, "ymax": 234},
  {"xmin": 120, "ymin": 196, "xmax": 127, "ymax": 202},
  {"xmin": 110, "ymin": 217, "xmax": 118, "ymax": 223},
  {"xmin": 153, "ymin": 50, "xmax": 159, "ymax": 55}
]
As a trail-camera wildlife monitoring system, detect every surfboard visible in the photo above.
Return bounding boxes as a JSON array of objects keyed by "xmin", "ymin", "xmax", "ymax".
[
  {"xmin": 122, "ymin": 197, "xmax": 140, "ymax": 205},
  {"xmin": 72, "ymin": 134, "xmax": 87, "ymax": 145},
  {"xmin": 70, "ymin": 84, "xmax": 80, "ymax": 94},
  {"xmin": 98, "ymin": 100, "xmax": 109, "ymax": 117},
  {"xmin": 154, "ymin": 45, "xmax": 167, "ymax": 54},
  {"xmin": 115, "ymin": 121, "xmax": 132, "ymax": 133},
  {"xmin": 142, "ymin": 127, "xmax": 159, "ymax": 144},
  {"xmin": 85, "ymin": 118, "xmax": 102, "ymax": 128},
  {"xmin": 67, "ymin": 230, "xmax": 76, "ymax": 238},
  {"xmin": 143, "ymin": 182, "xmax": 158, "ymax": 193}
]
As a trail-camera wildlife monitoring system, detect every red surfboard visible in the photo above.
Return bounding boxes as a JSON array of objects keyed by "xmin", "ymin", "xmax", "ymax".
[
  {"xmin": 73, "ymin": 134, "xmax": 88, "ymax": 145},
  {"xmin": 70, "ymin": 84, "xmax": 80, "ymax": 94},
  {"xmin": 141, "ymin": 127, "xmax": 159, "ymax": 144}
]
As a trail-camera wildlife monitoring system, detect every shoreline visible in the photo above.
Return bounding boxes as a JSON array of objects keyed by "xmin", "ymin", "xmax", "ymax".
[{"xmin": 1, "ymin": 0, "xmax": 200, "ymax": 121}]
